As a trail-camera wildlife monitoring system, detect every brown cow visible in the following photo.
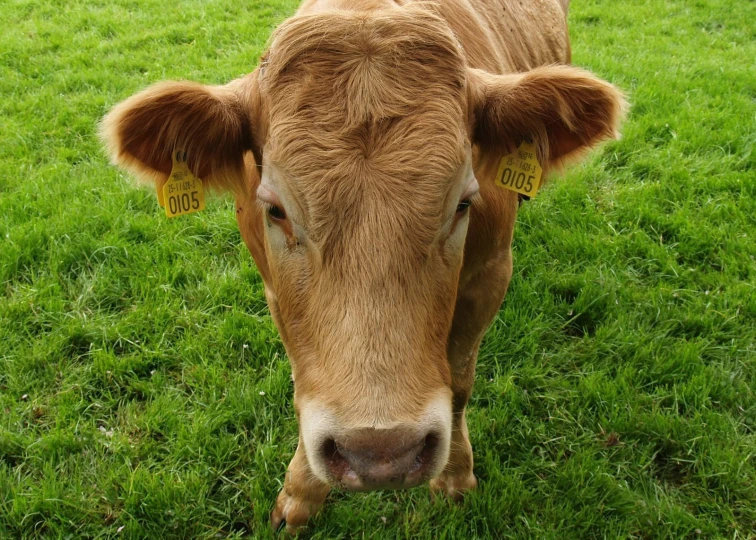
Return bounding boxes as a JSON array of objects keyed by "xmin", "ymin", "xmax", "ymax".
[{"xmin": 101, "ymin": 0, "xmax": 625, "ymax": 532}]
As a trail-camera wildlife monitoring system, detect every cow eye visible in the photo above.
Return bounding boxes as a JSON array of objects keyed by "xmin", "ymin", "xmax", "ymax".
[
  {"xmin": 267, "ymin": 204, "xmax": 286, "ymax": 221},
  {"xmin": 456, "ymin": 198, "xmax": 472, "ymax": 213}
]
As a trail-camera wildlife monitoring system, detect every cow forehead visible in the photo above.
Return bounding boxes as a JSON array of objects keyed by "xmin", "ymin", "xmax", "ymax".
[
  {"xmin": 258, "ymin": 7, "xmax": 470, "ymax": 243},
  {"xmin": 264, "ymin": 128, "xmax": 469, "ymax": 263},
  {"xmin": 266, "ymin": 109, "xmax": 469, "ymax": 195}
]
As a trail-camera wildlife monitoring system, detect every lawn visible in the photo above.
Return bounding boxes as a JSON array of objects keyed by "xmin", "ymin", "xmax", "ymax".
[{"xmin": 1, "ymin": 0, "xmax": 754, "ymax": 537}]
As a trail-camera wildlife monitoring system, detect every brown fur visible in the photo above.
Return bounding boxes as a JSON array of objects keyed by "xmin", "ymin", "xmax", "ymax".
[{"xmin": 101, "ymin": 0, "xmax": 626, "ymax": 532}]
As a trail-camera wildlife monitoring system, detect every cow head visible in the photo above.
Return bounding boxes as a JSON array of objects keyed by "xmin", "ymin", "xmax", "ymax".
[{"xmin": 102, "ymin": 6, "xmax": 623, "ymax": 491}]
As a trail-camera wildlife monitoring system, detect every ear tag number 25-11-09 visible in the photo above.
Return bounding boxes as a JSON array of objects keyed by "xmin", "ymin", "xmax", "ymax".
[
  {"xmin": 495, "ymin": 141, "xmax": 543, "ymax": 198},
  {"xmin": 158, "ymin": 150, "xmax": 206, "ymax": 218}
]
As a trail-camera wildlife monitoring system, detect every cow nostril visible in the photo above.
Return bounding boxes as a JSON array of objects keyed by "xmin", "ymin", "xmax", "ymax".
[
  {"xmin": 412, "ymin": 432, "xmax": 439, "ymax": 472},
  {"xmin": 321, "ymin": 438, "xmax": 350, "ymax": 478}
]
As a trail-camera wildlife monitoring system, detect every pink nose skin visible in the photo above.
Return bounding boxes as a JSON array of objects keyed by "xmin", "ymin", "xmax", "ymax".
[{"xmin": 321, "ymin": 428, "xmax": 440, "ymax": 490}]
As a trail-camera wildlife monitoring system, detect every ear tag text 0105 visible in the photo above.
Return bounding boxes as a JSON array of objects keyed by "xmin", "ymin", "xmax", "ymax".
[
  {"xmin": 161, "ymin": 150, "xmax": 206, "ymax": 218},
  {"xmin": 494, "ymin": 141, "xmax": 543, "ymax": 198}
]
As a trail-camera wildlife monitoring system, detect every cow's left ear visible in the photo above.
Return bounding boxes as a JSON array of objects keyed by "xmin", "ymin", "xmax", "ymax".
[{"xmin": 468, "ymin": 65, "xmax": 627, "ymax": 170}]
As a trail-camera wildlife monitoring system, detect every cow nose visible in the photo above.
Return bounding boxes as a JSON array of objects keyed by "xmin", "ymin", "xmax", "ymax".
[{"xmin": 320, "ymin": 428, "xmax": 439, "ymax": 490}]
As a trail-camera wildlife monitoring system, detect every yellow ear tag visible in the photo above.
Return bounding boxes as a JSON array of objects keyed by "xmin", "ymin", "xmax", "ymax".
[
  {"xmin": 161, "ymin": 150, "xmax": 206, "ymax": 218},
  {"xmin": 494, "ymin": 141, "xmax": 543, "ymax": 198}
]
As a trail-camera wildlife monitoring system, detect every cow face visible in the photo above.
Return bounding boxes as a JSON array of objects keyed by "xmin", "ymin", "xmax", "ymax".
[
  {"xmin": 101, "ymin": 6, "xmax": 623, "ymax": 492},
  {"xmin": 252, "ymin": 9, "xmax": 474, "ymax": 490}
]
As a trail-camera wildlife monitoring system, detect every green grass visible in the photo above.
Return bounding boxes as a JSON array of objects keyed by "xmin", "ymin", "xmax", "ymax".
[{"xmin": 1, "ymin": 0, "xmax": 754, "ymax": 537}]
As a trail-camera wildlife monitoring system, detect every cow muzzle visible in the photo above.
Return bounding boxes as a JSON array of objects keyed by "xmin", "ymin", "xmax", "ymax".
[
  {"xmin": 299, "ymin": 391, "xmax": 452, "ymax": 490},
  {"xmin": 321, "ymin": 426, "xmax": 440, "ymax": 490}
]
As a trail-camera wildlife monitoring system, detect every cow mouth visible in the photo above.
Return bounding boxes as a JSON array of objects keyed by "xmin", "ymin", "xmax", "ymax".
[{"xmin": 321, "ymin": 433, "xmax": 441, "ymax": 491}]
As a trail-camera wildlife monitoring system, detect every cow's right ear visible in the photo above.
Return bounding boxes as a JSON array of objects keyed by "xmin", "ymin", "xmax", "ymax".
[{"xmin": 100, "ymin": 75, "xmax": 262, "ymax": 193}]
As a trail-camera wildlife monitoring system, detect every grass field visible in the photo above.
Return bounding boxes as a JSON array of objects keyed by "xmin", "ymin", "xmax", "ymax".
[{"xmin": 1, "ymin": 0, "xmax": 755, "ymax": 537}]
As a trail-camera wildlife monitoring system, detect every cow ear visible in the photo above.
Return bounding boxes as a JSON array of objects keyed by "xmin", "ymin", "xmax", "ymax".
[
  {"xmin": 100, "ymin": 75, "xmax": 262, "ymax": 194},
  {"xmin": 468, "ymin": 65, "xmax": 626, "ymax": 171}
]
